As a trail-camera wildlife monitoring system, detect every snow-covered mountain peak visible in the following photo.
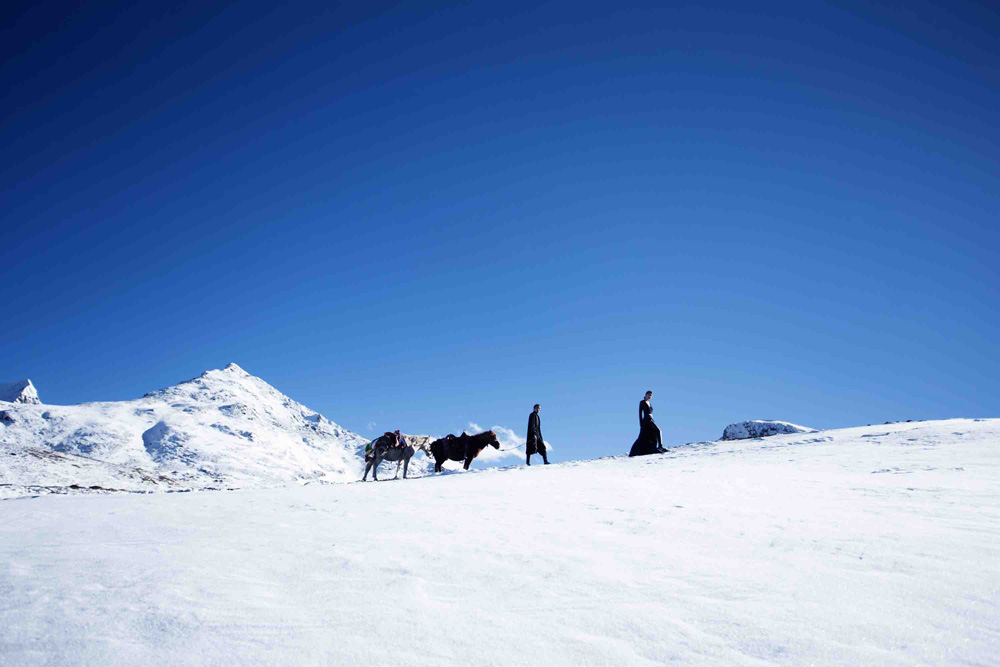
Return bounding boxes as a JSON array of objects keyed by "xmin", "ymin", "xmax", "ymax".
[
  {"xmin": 148, "ymin": 364, "xmax": 283, "ymax": 402},
  {"xmin": 0, "ymin": 379, "xmax": 40, "ymax": 405},
  {"xmin": 193, "ymin": 362, "xmax": 250, "ymax": 381},
  {"xmin": 1, "ymin": 365, "xmax": 370, "ymax": 497}
]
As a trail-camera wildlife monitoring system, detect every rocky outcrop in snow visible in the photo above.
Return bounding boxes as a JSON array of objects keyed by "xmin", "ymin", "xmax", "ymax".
[
  {"xmin": 721, "ymin": 420, "xmax": 817, "ymax": 440},
  {"xmin": 0, "ymin": 379, "xmax": 40, "ymax": 405},
  {"xmin": 0, "ymin": 364, "xmax": 372, "ymax": 497}
]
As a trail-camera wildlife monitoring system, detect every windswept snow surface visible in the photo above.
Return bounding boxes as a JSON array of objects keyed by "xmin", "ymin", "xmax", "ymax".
[
  {"xmin": 722, "ymin": 419, "xmax": 817, "ymax": 440},
  {"xmin": 2, "ymin": 418, "xmax": 998, "ymax": 666},
  {"xmin": 0, "ymin": 364, "xmax": 370, "ymax": 496}
]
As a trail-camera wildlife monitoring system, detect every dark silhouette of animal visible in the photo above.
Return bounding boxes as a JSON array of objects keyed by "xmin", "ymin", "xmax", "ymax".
[
  {"xmin": 362, "ymin": 433, "xmax": 415, "ymax": 481},
  {"xmin": 428, "ymin": 430, "xmax": 500, "ymax": 472}
]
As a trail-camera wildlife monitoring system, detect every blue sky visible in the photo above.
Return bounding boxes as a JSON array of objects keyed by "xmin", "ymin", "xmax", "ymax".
[{"xmin": 2, "ymin": 1, "xmax": 997, "ymax": 461}]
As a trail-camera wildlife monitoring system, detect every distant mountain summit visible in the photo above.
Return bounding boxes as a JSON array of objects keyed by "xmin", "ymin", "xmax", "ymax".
[
  {"xmin": 0, "ymin": 379, "xmax": 40, "ymax": 405},
  {"xmin": 0, "ymin": 364, "xmax": 371, "ymax": 498}
]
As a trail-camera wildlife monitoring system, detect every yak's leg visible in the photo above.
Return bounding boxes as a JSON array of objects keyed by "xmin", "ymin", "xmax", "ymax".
[{"xmin": 464, "ymin": 454, "xmax": 473, "ymax": 470}]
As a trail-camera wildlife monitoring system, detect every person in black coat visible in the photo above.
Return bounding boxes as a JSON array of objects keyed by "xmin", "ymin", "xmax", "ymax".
[{"xmin": 526, "ymin": 404, "xmax": 549, "ymax": 465}]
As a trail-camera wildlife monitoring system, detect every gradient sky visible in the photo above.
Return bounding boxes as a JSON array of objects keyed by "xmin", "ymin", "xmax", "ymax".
[{"xmin": 2, "ymin": 1, "xmax": 997, "ymax": 462}]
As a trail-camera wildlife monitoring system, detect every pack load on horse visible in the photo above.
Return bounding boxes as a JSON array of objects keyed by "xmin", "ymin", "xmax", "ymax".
[
  {"xmin": 427, "ymin": 430, "xmax": 500, "ymax": 472},
  {"xmin": 362, "ymin": 430, "xmax": 416, "ymax": 481}
]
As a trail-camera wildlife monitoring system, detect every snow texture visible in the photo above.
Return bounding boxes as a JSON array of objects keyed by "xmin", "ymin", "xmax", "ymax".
[
  {"xmin": 722, "ymin": 419, "xmax": 817, "ymax": 440},
  {"xmin": 0, "ymin": 379, "xmax": 40, "ymax": 404},
  {"xmin": 0, "ymin": 364, "xmax": 371, "ymax": 496},
  {"xmin": 1, "ymin": 418, "xmax": 997, "ymax": 666}
]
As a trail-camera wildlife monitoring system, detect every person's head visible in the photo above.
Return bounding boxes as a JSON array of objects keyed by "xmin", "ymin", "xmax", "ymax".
[
  {"xmin": 645, "ymin": 391, "xmax": 653, "ymax": 400},
  {"xmin": 533, "ymin": 404, "xmax": 540, "ymax": 413},
  {"xmin": 394, "ymin": 429, "xmax": 400, "ymax": 436}
]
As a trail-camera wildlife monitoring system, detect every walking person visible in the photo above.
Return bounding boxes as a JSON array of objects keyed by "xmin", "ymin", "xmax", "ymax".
[{"xmin": 526, "ymin": 403, "xmax": 549, "ymax": 465}]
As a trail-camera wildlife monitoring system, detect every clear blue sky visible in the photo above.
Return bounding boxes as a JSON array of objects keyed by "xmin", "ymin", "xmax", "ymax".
[{"xmin": 2, "ymin": 1, "xmax": 997, "ymax": 461}]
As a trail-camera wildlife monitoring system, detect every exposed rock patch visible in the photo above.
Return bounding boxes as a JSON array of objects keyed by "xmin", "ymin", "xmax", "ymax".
[{"xmin": 721, "ymin": 420, "xmax": 817, "ymax": 440}]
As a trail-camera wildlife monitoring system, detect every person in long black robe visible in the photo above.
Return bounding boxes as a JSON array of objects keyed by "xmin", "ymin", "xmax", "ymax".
[
  {"xmin": 629, "ymin": 391, "xmax": 664, "ymax": 456},
  {"xmin": 526, "ymin": 404, "xmax": 549, "ymax": 465}
]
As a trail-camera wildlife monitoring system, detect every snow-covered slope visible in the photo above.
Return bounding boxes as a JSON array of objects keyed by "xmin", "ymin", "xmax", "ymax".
[
  {"xmin": 0, "ymin": 379, "xmax": 40, "ymax": 404},
  {"xmin": 721, "ymin": 419, "xmax": 816, "ymax": 440},
  {"xmin": 0, "ymin": 364, "xmax": 370, "ymax": 497},
  {"xmin": 1, "ymin": 418, "xmax": 997, "ymax": 666}
]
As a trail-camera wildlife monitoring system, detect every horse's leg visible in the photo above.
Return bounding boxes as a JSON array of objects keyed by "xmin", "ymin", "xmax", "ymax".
[
  {"xmin": 403, "ymin": 453, "xmax": 410, "ymax": 479},
  {"xmin": 464, "ymin": 443, "xmax": 478, "ymax": 470},
  {"xmin": 373, "ymin": 455, "xmax": 381, "ymax": 481},
  {"xmin": 363, "ymin": 458, "xmax": 372, "ymax": 481},
  {"xmin": 394, "ymin": 458, "xmax": 401, "ymax": 480}
]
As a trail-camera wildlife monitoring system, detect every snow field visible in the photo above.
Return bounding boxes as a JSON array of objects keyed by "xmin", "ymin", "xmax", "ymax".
[{"xmin": 1, "ymin": 418, "xmax": 998, "ymax": 666}]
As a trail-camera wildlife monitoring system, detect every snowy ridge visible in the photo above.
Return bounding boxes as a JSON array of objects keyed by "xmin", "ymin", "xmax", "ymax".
[
  {"xmin": 0, "ymin": 379, "xmax": 40, "ymax": 405},
  {"xmin": 721, "ymin": 419, "xmax": 816, "ymax": 440},
  {"xmin": 0, "ymin": 364, "xmax": 370, "ymax": 497},
  {"xmin": 1, "ymin": 418, "xmax": 997, "ymax": 665}
]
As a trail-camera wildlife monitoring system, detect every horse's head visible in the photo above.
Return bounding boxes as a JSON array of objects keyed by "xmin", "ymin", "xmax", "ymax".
[{"xmin": 487, "ymin": 430, "xmax": 500, "ymax": 449}]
